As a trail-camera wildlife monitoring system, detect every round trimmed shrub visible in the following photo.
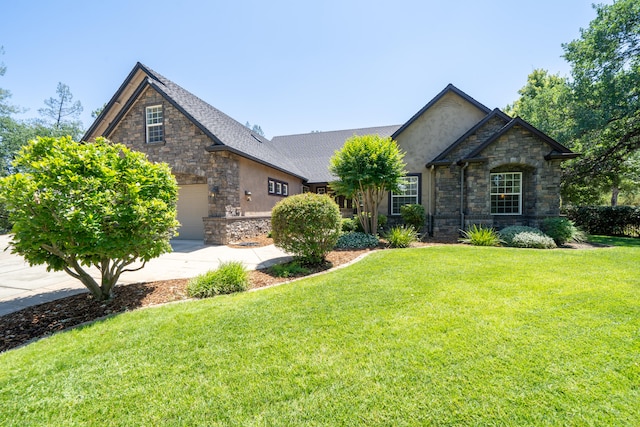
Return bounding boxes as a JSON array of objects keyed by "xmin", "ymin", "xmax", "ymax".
[
  {"xmin": 271, "ymin": 193, "xmax": 342, "ymax": 265},
  {"xmin": 510, "ymin": 232, "xmax": 557, "ymax": 249},
  {"xmin": 499, "ymin": 226, "xmax": 547, "ymax": 247},
  {"xmin": 400, "ymin": 204, "xmax": 426, "ymax": 231},
  {"xmin": 335, "ymin": 232, "xmax": 380, "ymax": 249},
  {"xmin": 540, "ymin": 217, "xmax": 576, "ymax": 246}
]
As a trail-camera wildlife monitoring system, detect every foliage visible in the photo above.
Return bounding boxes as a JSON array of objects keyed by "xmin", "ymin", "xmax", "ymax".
[
  {"xmin": 566, "ymin": 205, "xmax": 640, "ymax": 237},
  {"xmin": 187, "ymin": 261, "xmax": 249, "ymax": 298},
  {"xmin": 540, "ymin": 217, "xmax": 580, "ymax": 245},
  {"xmin": 341, "ymin": 217, "xmax": 358, "ymax": 233},
  {"xmin": 329, "ymin": 134, "xmax": 406, "ymax": 234},
  {"xmin": 2, "ymin": 246, "xmax": 639, "ymax": 424},
  {"xmin": 498, "ymin": 226, "xmax": 548, "ymax": 247},
  {"xmin": 400, "ymin": 203, "xmax": 426, "ymax": 231},
  {"xmin": 38, "ymin": 82, "xmax": 83, "ymax": 132},
  {"xmin": 0, "ymin": 136, "xmax": 179, "ymax": 300},
  {"xmin": 507, "ymin": 1, "xmax": 640, "ymax": 205},
  {"xmin": 268, "ymin": 261, "xmax": 311, "ymax": 278},
  {"xmin": 385, "ymin": 225, "xmax": 417, "ymax": 248},
  {"xmin": 271, "ymin": 193, "xmax": 342, "ymax": 265},
  {"xmin": 459, "ymin": 224, "xmax": 502, "ymax": 246},
  {"xmin": 244, "ymin": 121, "xmax": 265, "ymax": 137},
  {"xmin": 335, "ymin": 232, "xmax": 379, "ymax": 249},
  {"xmin": 510, "ymin": 232, "xmax": 557, "ymax": 249}
]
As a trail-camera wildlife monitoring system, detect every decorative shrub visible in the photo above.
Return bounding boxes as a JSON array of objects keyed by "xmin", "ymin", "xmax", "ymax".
[
  {"xmin": 187, "ymin": 261, "xmax": 249, "ymax": 298},
  {"xmin": 540, "ymin": 217, "xmax": 579, "ymax": 246},
  {"xmin": 335, "ymin": 232, "xmax": 380, "ymax": 249},
  {"xmin": 510, "ymin": 232, "xmax": 557, "ymax": 249},
  {"xmin": 565, "ymin": 206, "xmax": 640, "ymax": 237},
  {"xmin": 459, "ymin": 224, "xmax": 502, "ymax": 246},
  {"xmin": 271, "ymin": 193, "xmax": 342, "ymax": 265},
  {"xmin": 400, "ymin": 204, "xmax": 426, "ymax": 231},
  {"xmin": 386, "ymin": 225, "xmax": 417, "ymax": 248},
  {"xmin": 341, "ymin": 217, "xmax": 358, "ymax": 233},
  {"xmin": 499, "ymin": 226, "xmax": 547, "ymax": 246},
  {"xmin": 268, "ymin": 261, "xmax": 311, "ymax": 278}
]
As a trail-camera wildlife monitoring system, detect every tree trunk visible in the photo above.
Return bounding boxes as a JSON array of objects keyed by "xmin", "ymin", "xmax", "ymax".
[{"xmin": 611, "ymin": 186, "xmax": 619, "ymax": 206}]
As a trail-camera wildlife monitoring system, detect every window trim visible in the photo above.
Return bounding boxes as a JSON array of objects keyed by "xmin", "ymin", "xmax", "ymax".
[
  {"xmin": 268, "ymin": 178, "xmax": 289, "ymax": 196},
  {"xmin": 389, "ymin": 174, "xmax": 421, "ymax": 216},
  {"xmin": 145, "ymin": 105, "xmax": 164, "ymax": 144},
  {"xmin": 490, "ymin": 172, "xmax": 522, "ymax": 215},
  {"xmin": 316, "ymin": 186, "xmax": 326, "ymax": 195}
]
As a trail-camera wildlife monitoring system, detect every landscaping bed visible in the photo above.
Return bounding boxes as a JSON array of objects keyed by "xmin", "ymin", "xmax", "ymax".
[{"xmin": 0, "ymin": 247, "xmax": 370, "ymax": 353}]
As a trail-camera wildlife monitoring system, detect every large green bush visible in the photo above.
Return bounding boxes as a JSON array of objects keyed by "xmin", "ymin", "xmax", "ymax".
[
  {"xmin": 400, "ymin": 204, "xmax": 426, "ymax": 231},
  {"xmin": 271, "ymin": 193, "xmax": 342, "ymax": 265},
  {"xmin": 566, "ymin": 206, "xmax": 640, "ymax": 237},
  {"xmin": 187, "ymin": 261, "xmax": 249, "ymax": 298}
]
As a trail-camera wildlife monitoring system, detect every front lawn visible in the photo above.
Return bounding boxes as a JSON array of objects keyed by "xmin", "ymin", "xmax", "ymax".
[{"xmin": 1, "ymin": 244, "xmax": 638, "ymax": 425}]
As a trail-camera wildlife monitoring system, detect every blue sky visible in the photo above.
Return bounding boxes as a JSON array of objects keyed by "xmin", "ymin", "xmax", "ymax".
[{"xmin": 1, "ymin": 0, "xmax": 608, "ymax": 139}]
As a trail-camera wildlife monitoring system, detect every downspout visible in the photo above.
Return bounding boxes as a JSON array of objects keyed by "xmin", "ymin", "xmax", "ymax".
[
  {"xmin": 460, "ymin": 162, "xmax": 469, "ymax": 231},
  {"xmin": 429, "ymin": 165, "xmax": 435, "ymax": 235}
]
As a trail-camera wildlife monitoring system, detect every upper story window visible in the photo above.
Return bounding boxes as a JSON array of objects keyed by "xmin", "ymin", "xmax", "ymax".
[
  {"xmin": 146, "ymin": 105, "xmax": 164, "ymax": 143},
  {"xmin": 490, "ymin": 172, "xmax": 522, "ymax": 215},
  {"xmin": 390, "ymin": 175, "xmax": 419, "ymax": 216}
]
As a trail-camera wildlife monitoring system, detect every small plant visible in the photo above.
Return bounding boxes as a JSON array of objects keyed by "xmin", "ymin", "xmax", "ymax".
[
  {"xmin": 386, "ymin": 225, "xmax": 417, "ymax": 248},
  {"xmin": 335, "ymin": 232, "xmax": 380, "ymax": 249},
  {"xmin": 187, "ymin": 261, "xmax": 249, "ymax": 298},
  {"xmin": 510, "ymin": 232, "xmax": 557, "ymax": 249},
  {"xmin": 341, "ymin": 217, "xmax": 358, "ymax": 233},
  {"xmin": 540, "ymin": 217, "xmax": 580, "ymax": 246},
  {"xmin": 400, "ymin": 204, "xmax": 426, "ymax": 232},
  {"xmin": 499, "ymin": 226, "xmax": 547, "ymax": 247},
  {"xmin": 459, "ymin": 224, "xmax": 502, "ymax": 246},
  {"xmin": 269, "ymin": 261, "xmax": 311, "ymax": 278}
]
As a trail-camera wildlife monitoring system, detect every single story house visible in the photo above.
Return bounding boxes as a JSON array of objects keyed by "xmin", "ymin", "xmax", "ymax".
[{"xmin": 84, "ymin": 63, "xmax": 577, "ymax": 243}]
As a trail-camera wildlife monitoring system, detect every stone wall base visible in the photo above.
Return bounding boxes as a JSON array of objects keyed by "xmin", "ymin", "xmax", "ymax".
[
  {"xmin": 432, "ymin": 214, "xmax": 560, "ymax": 241},
  {"xmin": 203, "ymin": 216, "xmax": 271, "ymax": 245}
]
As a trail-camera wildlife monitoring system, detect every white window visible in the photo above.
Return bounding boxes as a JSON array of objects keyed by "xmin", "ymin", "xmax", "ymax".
[
  {"xmin": 282, "ymin": 183, "xmax": 288, "ymax": 196},
  {"xmin": 276, "ymin": 182, "xmax": 282, "ymax": 195},
  {"xmin": 391, "ymin": 175, "xmax": 419, "ymax": 216},
  {"xmin": 146, "ymin": 105, "xmax": 164, "ymax": 143},
  {"xmin": 268, "ymin": 179, "xmax": 275, "ymax": 194},
  {"xmin": 316, "ymin": 187, "xmax": 326, "ymax": 195},
  {"xmin": 491, "ymin": 172, "xmax": 522, "ymax": 215}
]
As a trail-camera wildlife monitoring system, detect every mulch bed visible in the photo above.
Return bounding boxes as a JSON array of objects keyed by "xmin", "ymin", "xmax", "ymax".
[{"xmin": 0, "ymin": 240, "xmax": 371, "ymax": 353}]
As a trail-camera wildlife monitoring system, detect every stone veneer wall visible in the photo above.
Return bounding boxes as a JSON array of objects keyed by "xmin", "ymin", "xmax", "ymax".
[
  {"xmin": 203, "ymin": 217, "xmax": 271, "ymax": 245},
  {"xmin": 432, "ymin": 126, "xmax": 565, "ymax": 240}
]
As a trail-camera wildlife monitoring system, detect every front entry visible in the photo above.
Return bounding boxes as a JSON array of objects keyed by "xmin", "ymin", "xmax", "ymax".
[{"xmin": 175, "ymin": 184, "xmax": 209, "ymax": 240}]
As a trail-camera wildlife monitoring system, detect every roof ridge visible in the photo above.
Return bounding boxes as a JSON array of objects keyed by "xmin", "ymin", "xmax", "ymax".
[{"xmin": 272, "ymin": 124, "xmax": 401, "ymax": 139}]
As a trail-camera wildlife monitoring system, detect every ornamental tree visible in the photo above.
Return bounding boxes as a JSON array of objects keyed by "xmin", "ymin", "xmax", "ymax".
[
  {"xmin": 329, "ymin": 134, "xmax": 406, "ymax": 234},
  {"xmin": 0, "ymin": 136, "xmax": 179, "ymax": 301}
]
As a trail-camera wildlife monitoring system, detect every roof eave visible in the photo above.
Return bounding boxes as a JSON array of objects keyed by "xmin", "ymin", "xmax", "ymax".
[
  {"xmin": 544, "ymin": 152, "xmax": 581, "ymax": 161},
  {"xmin": 205, "ymin": 145, "xmax": 307, "ymax": 180}
]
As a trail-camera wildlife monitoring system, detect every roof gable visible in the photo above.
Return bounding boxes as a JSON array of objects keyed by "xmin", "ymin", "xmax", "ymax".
[
  {"xmin": 84, "ymin": 63, "xmax": 307, "ymax": 179},
  {"xmin": 392, "ymin": 84, "xmax": 492, "ymax": 139}
]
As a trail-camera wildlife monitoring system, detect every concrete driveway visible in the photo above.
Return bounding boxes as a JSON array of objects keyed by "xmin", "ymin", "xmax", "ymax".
[{"xmin": 0, "ymin": 234, "xmax": 290, "ymax": 316}]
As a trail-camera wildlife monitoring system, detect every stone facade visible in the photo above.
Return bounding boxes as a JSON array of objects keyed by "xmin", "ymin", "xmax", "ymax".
[
  {"xmin": 107, "ymin": 86, "xmax": 285, "ymax": 244},
  {"xmin": 432, "ymin": 125, "xmax": 566, "ymax": 240}
]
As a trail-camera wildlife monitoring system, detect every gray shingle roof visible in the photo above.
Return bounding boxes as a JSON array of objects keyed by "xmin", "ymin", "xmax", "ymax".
[
  {"xmin": 140, "ymin": 63, "xmax": 308, "ymax": 179},
  {"xmin": 271, "ymin": 125, "xmax": 401, "ymax": 183}
]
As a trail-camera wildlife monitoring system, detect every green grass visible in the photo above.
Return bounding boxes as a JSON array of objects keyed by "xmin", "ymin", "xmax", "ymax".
[
  {"xmin": 589, "ymin": 234, "xmax": 640, "ymax": 248},
  {"xmin": 1, "ymin": 245, "xmax": 639, "ymax": 425}
]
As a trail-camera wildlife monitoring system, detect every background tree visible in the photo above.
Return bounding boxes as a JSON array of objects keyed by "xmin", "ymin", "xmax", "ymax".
[
  {"xmin": 38, "ymin": 82, "xmax": 84, "ymax": 139},
  {"xmin": 329, "ymin": 134, "xmax": 406, "ymax": 234},
  {"xmin": 507, "ymin": 0, "xmax": 640, "ymax": 206},
  {"xmin": 244, "ymin": 121, "xmax": 265, "ymax": 137},
  {"xmin": 0, "ymin": 136, "xmax": 179, "ymax": 301}
]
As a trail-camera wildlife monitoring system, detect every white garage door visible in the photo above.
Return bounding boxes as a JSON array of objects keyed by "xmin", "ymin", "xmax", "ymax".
[{"xmin": 175, "ymin": 184, "xmax": 209, "ymax": 240}]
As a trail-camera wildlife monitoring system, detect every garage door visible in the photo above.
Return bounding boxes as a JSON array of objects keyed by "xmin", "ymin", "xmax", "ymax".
[{"xmin": 175, "ymin": 184, "xmax": 209, "ymax": 240}]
